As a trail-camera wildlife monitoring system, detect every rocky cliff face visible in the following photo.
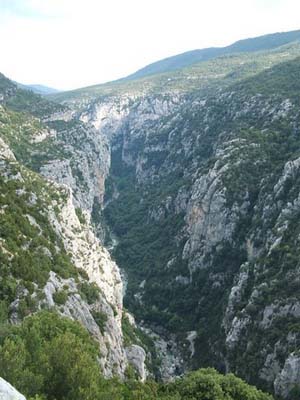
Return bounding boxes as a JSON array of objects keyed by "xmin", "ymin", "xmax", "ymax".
[
  {"xmin": 0, "ymin": 77, "xmax": 148, "ymax": 380},
  {"xmin": 39, "ymin": 120, "xmax": 110, "ymax": 216},
  {"xmin": 46, "ymin": 187, "xmax": 127, "ymax": 377},
  {"xmin": 0, "ymin": 137, "xmax": 128, "ymax": 377},
  {"xmin": 2, "ymin": 41, "xmax": 300, "ymax": 397},
  {"xmin": 54, "ymin": 54, "xmax": 300, "ymax": 397}
]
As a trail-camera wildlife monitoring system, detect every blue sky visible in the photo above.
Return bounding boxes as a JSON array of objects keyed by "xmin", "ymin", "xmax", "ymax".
[{"xmin": 0, "ymin": 0, "xmax": 299, "ymax": 90}]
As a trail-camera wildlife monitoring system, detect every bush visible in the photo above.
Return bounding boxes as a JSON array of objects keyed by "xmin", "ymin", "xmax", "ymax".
[
  {"xmin": 92, "ymin": 311, "xmax": 108, "ymax": 334},
  {"xmin": 53, "ymin": 290, "xmax": 68, "ymax": 305},
  {"xmin": 161, "ymin": 368, "xmax": 274, "ymax": 400},
  {"xmin": 0, "ymin": 312, "xmax": 274, "ymax": 400},
  {"xmin": 79, "ymin": 282, "xmax": 100, "ymax": 304},
  {"xmin": 0, "ymin": 311, "xmax": 101, "ymax": 400}
]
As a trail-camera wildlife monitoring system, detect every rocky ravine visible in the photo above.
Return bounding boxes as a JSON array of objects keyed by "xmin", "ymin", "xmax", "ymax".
[
  {"xmin": 56, "ymin": 57, "xmax": 300, "ymax": 398},
  {"xmin": 0, "ymin": 78, "xmax": 148, "ymax": 381},
  {"xmin": 3, "ymin": 52, "xmax": 300, "ymax": 397}
]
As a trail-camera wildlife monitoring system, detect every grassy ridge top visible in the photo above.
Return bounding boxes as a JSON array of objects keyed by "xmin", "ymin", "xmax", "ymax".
[
  {"xmin": 124, "ymin": 29, "xmax": 300, "ymax": 81},
  {"xmin": 50, "ymin": 42, "xmax": 300, "ymax": 106}
]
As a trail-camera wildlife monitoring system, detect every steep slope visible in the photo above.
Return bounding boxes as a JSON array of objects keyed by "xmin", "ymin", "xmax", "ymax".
[
  {"xmin": 0, "ymin": 113, "xmax": 128, "ymax": 377},
  {"xmin": 109, "ymin": 57, "xmax": 300, "ymax": 397},
  {"xmin": 0, "ymin": 74, "xmax": 150, "ymax": 380},
  {"xmin": 51, "ymin": 41, "xmax": 300, "ymax": 398},
  {"xmin": 0, "ymin": 85, "xmax": 276, "ymax": 400},
  {"xmin": 123, "ymin": 29, "xmax": 300, "ymax": 80}
]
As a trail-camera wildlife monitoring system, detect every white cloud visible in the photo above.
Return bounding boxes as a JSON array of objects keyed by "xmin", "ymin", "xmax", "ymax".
[{"xmin": 0, "ymin": 0, "xmax": 299, "ymax": 90}]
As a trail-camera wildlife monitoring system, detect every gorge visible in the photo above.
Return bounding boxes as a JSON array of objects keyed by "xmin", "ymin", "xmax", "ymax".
[{"xmin": 1, "ymin": 29, "xmax": 300, "ymax": 399}]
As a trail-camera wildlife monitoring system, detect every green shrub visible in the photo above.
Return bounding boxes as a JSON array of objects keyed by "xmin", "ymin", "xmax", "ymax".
[
  {"xmin": 0, "ymin": 311, "xmax": 101, "ymax": 400},
  {"xmin": 53, "ymin": 290, "xmax": 68, "ymax": 305},
  {"xmin": 79, "ymin": 282, "xmax": 100, "ymax": 304},
  {"xmin": 0, "ymin": 310, "xmax": 274, "ymax": 400},
  {"xmin": 91, "ymin": 311, "xmax": 108, "ymax": 334}
]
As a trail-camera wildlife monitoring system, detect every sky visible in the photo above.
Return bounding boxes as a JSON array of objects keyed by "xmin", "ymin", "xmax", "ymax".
[{"xmin": 0, "ymin": 0, "xmax": 300, "ymax": 91}]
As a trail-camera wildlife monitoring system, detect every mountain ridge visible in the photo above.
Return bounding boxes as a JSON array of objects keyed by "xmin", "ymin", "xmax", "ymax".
[
  {"xmin": 122, "ymin": 29, "xmax": 300, "ymax": 81},
  {"xmin": 49, "ymin": 35, "xmax": 300, "ymax": 105}
]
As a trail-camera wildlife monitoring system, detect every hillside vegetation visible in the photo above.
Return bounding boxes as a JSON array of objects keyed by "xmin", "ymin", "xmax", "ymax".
[
  {"xmin": 50, "ymin": 41, "xmax": 300, "ymax": 105},
  {"xmin": 0, "ymin": 312, "xmax": 273, "ymax": 400},
  {"xmin": 48, "ymin": 30, "xmax": 300, "ymax": 399},
  {"xmin": 124, "ymin": 29, "xmax": 300, "ymax": 80},
  {"xmin": 2, "ymin": 29, "xmax": 300, "ymax": 399}
]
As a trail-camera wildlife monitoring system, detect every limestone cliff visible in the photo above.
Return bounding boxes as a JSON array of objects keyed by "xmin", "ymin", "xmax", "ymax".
[
  {"xmin": 55, "ymin": 54, "xmax": 300, "ymax": 397},
  {"xmin": 3, "ymin": 38, "xmax": 300, "ymax": 397},
  {"xmin": 0, "ymin": 77, "xmax": 147, "ymax": 380}
]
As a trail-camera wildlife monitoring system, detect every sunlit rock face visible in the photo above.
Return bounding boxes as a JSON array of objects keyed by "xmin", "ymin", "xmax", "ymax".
[
  {"xmin": 0, "ymin": 378, "xmax": 26, "ymax": 400},
  {"xmin": 46, "ymin": 189, "xmax": 127, "ymax": 377},
  {"xmin": 0, "ymin": 85, "xmax": 147, "ymax": 380}
]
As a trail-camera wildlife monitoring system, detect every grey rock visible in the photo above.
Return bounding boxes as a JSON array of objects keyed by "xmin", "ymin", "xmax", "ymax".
[
  {"xmin": 125, "ymin": 345, "xmax": 147, "ymax": 381},
  {"xmin": 0, "ymin": 377, "xmax": 26, "ymax": 400},
  {"xmin": 274, "ymin": 353, "xmax": 300, "ymax": 398}
]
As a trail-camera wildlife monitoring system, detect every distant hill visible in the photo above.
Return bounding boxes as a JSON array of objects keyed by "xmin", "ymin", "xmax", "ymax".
[
  {"xmin": 50, "ymin": 40, "xmax": 300, "ymax": 105},
  {"xmin": 124, "ymin": 29, "xmax": 300, "ymax": 80},
  {"xmin": 15, "ymin": 82, "xmax": 60, "ymax": 95}
]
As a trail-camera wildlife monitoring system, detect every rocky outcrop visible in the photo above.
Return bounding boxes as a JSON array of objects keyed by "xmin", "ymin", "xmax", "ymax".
[
  {"xmin": 125, "ymin": 345, "xmax": 147, "ymax": 381},
  {"xmin": 0, "ymin": 136, "xmax": 16, "ymax": 161},
  {"xmin": 79, "ymin": 94, "xmax": 182, "ymax": 145},
  {"xmin": 46, "ymin": 186, "xmax": 127, "ymax": 376},
  {"xmin": 48, "ymin": 187, "xmax": 122, "ymax": 312},
  {"xmin": 183, "ymin": 162, "xmax": 234, "ymax": 272},
  {"xmin": 274, "ymin": 353, "xmax": 300, "ymax": 398},
  {"xmin": 223, "ymin": 266, "xmax": 249, "ymax": 332},
  {"xmin": 41, "ymin": 270, "xmax": 126, "ymax": 377},
  {"xmin": 0, "ymin": 378, "xmax": 26, "ymax": 400},
  {"xmin": 40, "ymin": 122, "xmax": 110, "ymax": 214},
  {"xmin": 0, "ymin": 133, "xmax": 148, "ymax": 380}
]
